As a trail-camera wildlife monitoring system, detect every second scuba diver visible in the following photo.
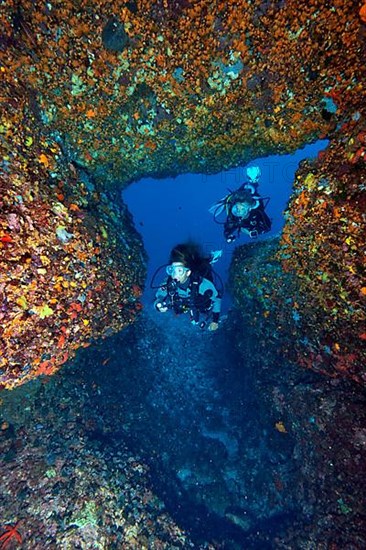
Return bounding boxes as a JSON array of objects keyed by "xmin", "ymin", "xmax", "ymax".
[
  {"xmin": 153, "ymin": 243, "xmax": 222, "ymax": 331},
  {"xmin": 209, "ymin": 166, "xmax": 272, "ymax": 242}
]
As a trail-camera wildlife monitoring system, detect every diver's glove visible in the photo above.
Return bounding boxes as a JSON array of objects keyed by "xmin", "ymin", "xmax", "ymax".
[
  {"xmin": 155, "ymin": 301, "xmax": 168, "ymax": 313},
  {"xmin": 226, "ymin": 235, "xmax": 236, "ymax": 243},
  {"xmin": 209, "ymin": 312, "xmax": 220, "ymax": 331}
]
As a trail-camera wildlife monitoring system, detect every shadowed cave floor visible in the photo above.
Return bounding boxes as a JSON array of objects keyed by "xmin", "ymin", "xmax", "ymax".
[{"xmin": 1, "ymin": 309, "xmax": 365, "ymax": 549}]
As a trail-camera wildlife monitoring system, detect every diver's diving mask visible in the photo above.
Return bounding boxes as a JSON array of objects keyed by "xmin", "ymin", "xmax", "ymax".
[
  {"xmin": 166, "ymin": 264, "xmax": 189, "ymax": 278},
  {"xmin": 232, "ymin": 201, "xmax": 252, "ymax": 218}
]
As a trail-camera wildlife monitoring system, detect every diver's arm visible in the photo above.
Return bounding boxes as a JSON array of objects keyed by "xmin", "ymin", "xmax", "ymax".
[
  {"xmin": 240, "ymin": 208, "xmax": 271, "ymax": 238},
  {"xmin": 224, "ymin": 215, "xmax": 238, "ymax": 242},
  {"xmin": 154, "ymin": 282, "xmax": 169, "ymax": 312},
  {"xmin": 255, "ymin": 204, "xmax": 272, "ymax": 233},
  {"xmin": 199, "ymin": 279, "xmax": 221, "ymax": 330},
  {"xmin": 239, "ymin": 226, "xmax": 252, "ymax": 237}
]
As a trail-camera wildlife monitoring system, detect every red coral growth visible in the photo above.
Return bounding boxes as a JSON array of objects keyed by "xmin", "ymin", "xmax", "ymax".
[
  {"xmin": 360, "ymin": 3, "xmax": 366, "ymax": 23},
  {"xmin": 0, "ymin": 522, "xmax": 22, "ymax": 549}
]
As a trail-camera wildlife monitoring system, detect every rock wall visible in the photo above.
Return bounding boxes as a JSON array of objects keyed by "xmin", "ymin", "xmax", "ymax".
[
  {"xmin": 279, "ymin": 129, "xmax": 365, "ymax": 384},
  {"xmin": 230, "ymin": 229, "xmax": 365, "ymax": 387},
  {"xmin": 230, "ymin": 103, "xmax": 365, "ymax": 385},
  {"xmin": 2, "ymin": 0, "xmax": 356, "ymax": 183},
  {"xmin": 0, "ymin": 90, "xmax": 146, "ymax": 389}
]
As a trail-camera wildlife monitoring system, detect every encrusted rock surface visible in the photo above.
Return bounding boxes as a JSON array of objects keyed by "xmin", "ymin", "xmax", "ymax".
[
  {"xmin": 0, "ymin": 143, "xmax": 146, "ymax": 388},
  {"xmin": 2, "ymin": 312, "xmax": 363, "ymax": 548},
  {"xmin": 0, "ymin": 362, "xmax": 209, "ymax": 549}
]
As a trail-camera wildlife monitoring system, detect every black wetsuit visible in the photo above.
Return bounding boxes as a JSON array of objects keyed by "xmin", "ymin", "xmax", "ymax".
[{"xmin": 224, "ymin": 200, "xmax": 272, "ymax": 241}]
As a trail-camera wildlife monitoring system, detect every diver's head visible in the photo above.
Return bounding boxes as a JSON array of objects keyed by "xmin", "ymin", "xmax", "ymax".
[
  {"xmin": 231, "ymin": 189, "xmax": 257, "ymax": 218},
  {"xmin": 166, "ymin": 262, "xmax": 191, "ymax": 283},
  {"xmin": 231, "ymin": 200, "xmax": 253, "ymax": 218}
]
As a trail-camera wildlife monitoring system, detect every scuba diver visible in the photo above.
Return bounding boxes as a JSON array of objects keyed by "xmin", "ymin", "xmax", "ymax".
[
  {"xmin": 209, "ymin": 166, "xmax": 272, "ymax": 243},
  {"xmin": 152, "ymin": 243, "xmax": 223, "ymax": 331}
]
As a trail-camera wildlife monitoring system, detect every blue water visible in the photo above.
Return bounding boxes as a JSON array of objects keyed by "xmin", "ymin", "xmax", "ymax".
[{"xmin": 123, "ymin": 140, "xmax": 328, "ymax": 310}]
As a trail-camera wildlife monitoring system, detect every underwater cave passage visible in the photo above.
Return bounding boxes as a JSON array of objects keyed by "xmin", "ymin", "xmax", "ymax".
[
  {"xmin": 115, "ymin": 140, "xmax": 332, "ymax": 546},
  {"xmin": 123, "ymin": 139, "xmax": 328, "ymax": 310},
  {"xmin": 2, "ymin": 0, "xmax": 364, "ymax": 544}
]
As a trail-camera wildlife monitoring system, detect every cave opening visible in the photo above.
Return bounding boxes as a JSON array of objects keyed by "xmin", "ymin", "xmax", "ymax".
[
  {"xmin": 123, "ymin": 140, "xmax": 328, "ymax": 309},
  {"xmin": 94, "ymin": 140, "xmax": 332, "ymax": 546}
]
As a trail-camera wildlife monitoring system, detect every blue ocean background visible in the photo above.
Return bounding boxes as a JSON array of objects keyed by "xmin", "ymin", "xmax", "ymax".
[{"xmin": 124, "ymin": 140, "xmax": 328, "ymax": 309}]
